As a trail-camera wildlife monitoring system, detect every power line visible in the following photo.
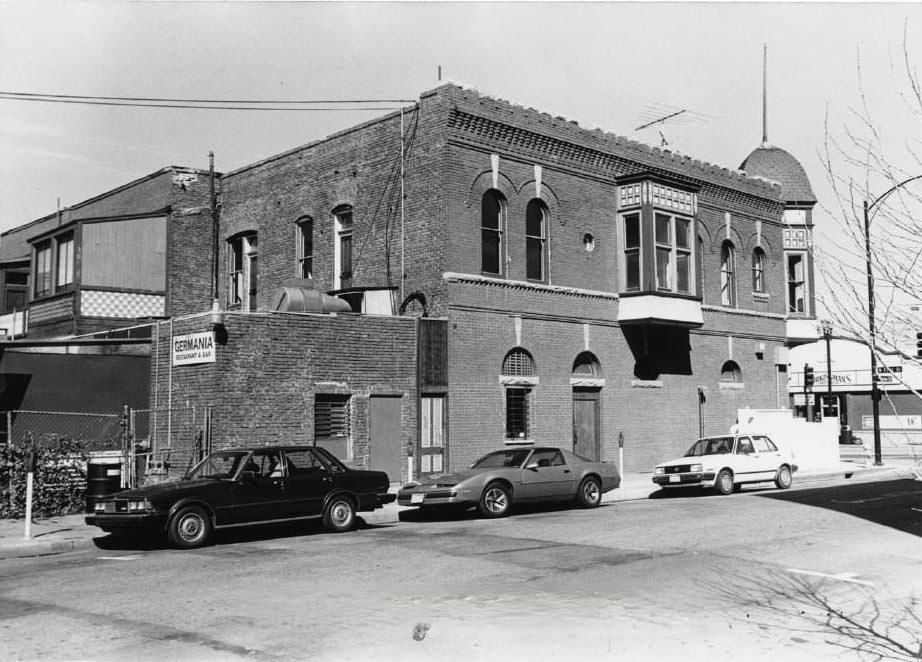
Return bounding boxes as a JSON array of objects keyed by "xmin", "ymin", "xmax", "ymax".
[{"xmin": 0, "ymin": 91, "xmax": 416, "ymax": 111}]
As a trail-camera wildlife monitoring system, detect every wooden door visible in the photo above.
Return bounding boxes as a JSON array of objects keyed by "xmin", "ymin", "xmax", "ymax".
[{"xmin": 572, "ymin": 389, "xmax": 601, "ymax": 461}]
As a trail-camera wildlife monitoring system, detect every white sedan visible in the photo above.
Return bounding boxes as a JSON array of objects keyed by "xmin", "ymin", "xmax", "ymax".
[{"xmin": 652, "ymin": 434, "xmax": 797, "ymax": 495}]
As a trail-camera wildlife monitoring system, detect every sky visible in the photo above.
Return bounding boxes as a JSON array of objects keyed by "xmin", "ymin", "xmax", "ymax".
[{"xmin": 1, "ymin": 1, "xmax": 920, "ymax": 324}]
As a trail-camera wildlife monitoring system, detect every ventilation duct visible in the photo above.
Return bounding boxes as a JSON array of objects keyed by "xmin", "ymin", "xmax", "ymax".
[{"xmin": 270, "ymin": 278, "xmax": 352, "ymax": 314}]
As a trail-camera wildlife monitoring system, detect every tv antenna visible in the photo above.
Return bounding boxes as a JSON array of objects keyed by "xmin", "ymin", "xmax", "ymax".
[{"xmin": 634, "ymin": 103, "xmax": 712, "ymax": 148}]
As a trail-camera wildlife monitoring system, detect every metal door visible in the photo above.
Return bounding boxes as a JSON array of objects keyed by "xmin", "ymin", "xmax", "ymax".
[
  {"xmin": 369, "ymin": 396, "xmax": 402, "ymax": 482},
  {"xmin": 572, "ymin": 389, "xmax": 601, "ymax": 460}
]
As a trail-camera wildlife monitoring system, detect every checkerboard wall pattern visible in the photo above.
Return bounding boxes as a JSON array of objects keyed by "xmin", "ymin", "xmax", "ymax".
[{"xmin": 81, "ymin": 290, "xmax": 165, "ymax": 319}]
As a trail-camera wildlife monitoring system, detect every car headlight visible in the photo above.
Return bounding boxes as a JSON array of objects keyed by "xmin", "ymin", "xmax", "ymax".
[
  {"xmin": 654, "ymin": 467, "xmax": 665, "ymax": 475},
  {"xmin": 127, "ymin": 499, "xmax": 153, "ymax": 512},
  {"xmin": 94, "ymin": 501, "xmax": 106, "ymax": 512},
  {"xmin": 690, "ymin": 464, "xmax": 703, "ymax": 473}
]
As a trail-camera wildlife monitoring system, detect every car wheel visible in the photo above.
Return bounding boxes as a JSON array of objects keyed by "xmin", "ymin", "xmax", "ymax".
[
  {"xmin": 775, "ymin": 465, "xmax": 793, "ymax": 490},
  {"xmin": 168, "ymin": 505, "xmax": 212, "ymax": 549},
  {"xmin": 576, "ymin": 477, "xmax": 602, "ymax": 508},
  {"xmin": 478, "ymin": 482, "xmax": 511, "ymax": 518},
  {"xmin": 323, "ymin": 495, "xmax": 356, "ymax": 533},
  {"xmin": 715, "ymin": 470, "xmax": 734, "ymax": 495}
]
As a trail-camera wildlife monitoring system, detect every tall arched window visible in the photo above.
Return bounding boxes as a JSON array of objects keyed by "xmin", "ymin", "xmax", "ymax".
[
  {"xmin": 720, "ymin": 241, "xmax": 736, "ymax": 307},
  {"xmin": 525, "ymin": 199, "xmax": 548, "ymax": 282},
  {"xmin": 751, "ymin": 247, "xmax": 765, "ymax": 293},
  {"xmin": 481, "ymin": 190, "xmax": 505, "ymax": 275}
]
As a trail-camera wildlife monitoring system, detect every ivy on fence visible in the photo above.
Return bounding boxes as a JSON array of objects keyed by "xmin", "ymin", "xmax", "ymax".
[{"xmin": 0, "ymin": 440, "xmax": 89, "ymax": 519}]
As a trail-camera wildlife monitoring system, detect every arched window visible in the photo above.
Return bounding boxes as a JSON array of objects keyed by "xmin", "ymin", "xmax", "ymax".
[
  {"xmin": 720, "ymin": 360, "xmax": 742, "ymax": 383},
  {"xmin": 502, "ymin": 348, "xmax": 535, "ymax": 440},
  {"xmin": 481, "ymin": 190, "xmax": 506, "ymax": 275},
  {"xmin": 751, "ymin": 247, "xmax": 765, "ymax": 293},
  {"xmin": 720, "ymin": 241, "xmax": 736, "ymax": 306},
  {"xmin": 502, "ymin": 348, "xmax": 535, "ymax": 376},
  {"xmin": 572, "ymin": 352, "xmax": 601, "ymax": 378},
  {"xmin": 525, "ymin": 199, "xmax": 547, "ymax": 282}
]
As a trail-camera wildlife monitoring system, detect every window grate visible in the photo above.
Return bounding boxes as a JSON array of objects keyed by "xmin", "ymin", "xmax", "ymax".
[{"xmin": 502, "ymin": 349, "xmax": 535, "ymax": 376}]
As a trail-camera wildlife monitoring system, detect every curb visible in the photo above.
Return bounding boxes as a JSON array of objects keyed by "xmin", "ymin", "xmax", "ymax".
[
  {"xmin": 2, "ymin": 464, "xmax": 915, "ymax": 560},
  {"xmin": 0, "ymin": 536, "xmax": 96, "ymax": 561}
]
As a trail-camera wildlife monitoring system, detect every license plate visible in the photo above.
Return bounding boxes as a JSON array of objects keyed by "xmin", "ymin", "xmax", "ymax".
[
  {"xmin": 669, "ymin": 475, "xmax": 680, "ymax": 483},
  {"xmin": 410, "ymin": 493, "xmax": 424, "ymax": 504}
]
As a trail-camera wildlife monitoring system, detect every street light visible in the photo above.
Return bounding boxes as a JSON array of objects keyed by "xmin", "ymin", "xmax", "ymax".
[{"xmin": 863, "ymin": 174, "xmax": 922, "ymax": 466}]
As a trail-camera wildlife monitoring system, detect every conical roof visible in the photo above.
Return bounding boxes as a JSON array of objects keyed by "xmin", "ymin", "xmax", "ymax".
[{"xmin": 740, "ymin": 145, "xmax": 816, "ymax": 204}]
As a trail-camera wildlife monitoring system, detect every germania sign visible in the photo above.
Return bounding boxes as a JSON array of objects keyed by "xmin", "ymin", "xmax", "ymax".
[{"xmin": 172, "ymin": 331, "xmax": 216, "ymax": 366}]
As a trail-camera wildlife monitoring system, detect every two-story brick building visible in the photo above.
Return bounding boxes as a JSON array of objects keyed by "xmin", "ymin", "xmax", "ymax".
[
  {"xmin": 3, "ymin": 82, "xmax": 820, "ymax": 482},
  {"xmin": 144, "ymin": 83, "xmax": 816, "ymax": 479}
]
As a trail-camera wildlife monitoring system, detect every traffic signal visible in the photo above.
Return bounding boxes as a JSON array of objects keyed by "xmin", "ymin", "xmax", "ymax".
[
  {"xmin": 916, "ymin": 331, "xmax": 922, "ymax": 358},
  {"xmin": 804, "ymin": 363, "xmax": 815, "ymax": 390}
]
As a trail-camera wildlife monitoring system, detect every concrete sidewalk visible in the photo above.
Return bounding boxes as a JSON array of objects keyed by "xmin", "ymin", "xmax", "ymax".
[{"xmin": 1, "ymin": 459, "xmax": 916, "ymax": 561}]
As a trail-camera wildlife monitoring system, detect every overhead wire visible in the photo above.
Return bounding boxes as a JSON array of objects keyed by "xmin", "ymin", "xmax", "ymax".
[{"xmin": 0, "ymin": 90, "xmax": 416, "ymax": 111}]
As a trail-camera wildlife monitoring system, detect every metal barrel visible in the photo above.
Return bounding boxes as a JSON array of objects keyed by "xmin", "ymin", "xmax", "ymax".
[{"xmin": 85, "ymin": 458, "xmax": 122, "ymax": 512}]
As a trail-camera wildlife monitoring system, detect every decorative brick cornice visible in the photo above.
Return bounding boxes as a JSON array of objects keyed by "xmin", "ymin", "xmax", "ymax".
[{"xmin": 446, "ymin": 105, "xmax": 783, "ymax": 207}]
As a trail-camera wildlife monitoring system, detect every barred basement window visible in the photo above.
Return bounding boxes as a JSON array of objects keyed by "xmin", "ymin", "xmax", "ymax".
[{"xmin": 314, "ymin": 394, "xmax": 351, "ymax": 460}]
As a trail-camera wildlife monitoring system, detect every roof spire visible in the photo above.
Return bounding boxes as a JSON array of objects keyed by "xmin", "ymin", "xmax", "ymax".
[{"xmin": 762, "ymin": 43, "xmax": 770, "ymax": 147}]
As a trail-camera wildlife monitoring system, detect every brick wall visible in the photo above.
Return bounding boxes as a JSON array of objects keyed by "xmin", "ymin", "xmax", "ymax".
[
  {"xmin": 149, "ymin": 311, "xmax": 417, "ymax": 481},
  {"xmin": 447, "ymin": 297, "xmax": 786, "ymax": 473},
  {"xmin": 166, "ymin": 169, "xmax": 217, "ymax": 316}
]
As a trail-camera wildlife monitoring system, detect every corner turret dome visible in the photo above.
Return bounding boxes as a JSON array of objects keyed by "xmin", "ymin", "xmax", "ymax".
[{"xmin": 739, "ymin": 145, "xmax": 816, "ymax": 205}]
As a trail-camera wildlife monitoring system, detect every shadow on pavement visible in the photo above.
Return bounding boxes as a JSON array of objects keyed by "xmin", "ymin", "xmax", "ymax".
[
  {"xmin": 92, "ymin": 518, "xmax": 334, "ymax": 551},
  {"xmin": 398, "ymin": 500, "xmax": 604, "ymax": 523},
  {"xmin": 756, "ymin": 478, "xmax": 922, "ymax": 537}
]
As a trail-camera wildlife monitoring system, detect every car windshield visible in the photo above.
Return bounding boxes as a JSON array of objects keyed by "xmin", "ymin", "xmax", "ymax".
[
  {"xmin": 185, "ymin": 450, "xmax": 250, "ymax": 480},
  {"xmin": 471, "ymin": 449, "xmax": 531, "ymax": 469},
  {"xmin": 684, "ymin": 437, "xmax": 733, "ymax": 457}
]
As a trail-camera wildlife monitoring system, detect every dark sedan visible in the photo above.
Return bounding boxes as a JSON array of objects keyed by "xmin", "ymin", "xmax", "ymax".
[
  {"xmin": 397, "ymin": 447, "xmax": 621, "ymax": 517},
  {"xmin": 85, "ymin": 445, "xmax": 395, "ymax": 548}
]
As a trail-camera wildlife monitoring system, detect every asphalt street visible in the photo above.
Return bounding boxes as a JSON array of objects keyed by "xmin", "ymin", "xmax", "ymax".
[{"xmin": 1, "ymin": 478, "xmax": 920, "ymax": 662}]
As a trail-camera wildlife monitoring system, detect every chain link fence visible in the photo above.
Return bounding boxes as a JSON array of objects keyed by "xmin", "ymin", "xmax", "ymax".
[{"xmin": 1, "ymin": 406, "xmax": 204, "ymax": 517}]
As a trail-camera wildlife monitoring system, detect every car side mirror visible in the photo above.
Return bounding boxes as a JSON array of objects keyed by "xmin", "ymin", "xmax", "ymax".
[
  {"xmin": 240, "ymin": 470, "xmax": 258, "ymax": 484},
  {"xmin": 526, "ymin": 462, "xmax": 539, "ymax": 471}
]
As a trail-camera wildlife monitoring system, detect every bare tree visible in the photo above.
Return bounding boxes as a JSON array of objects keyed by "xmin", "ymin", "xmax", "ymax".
[{"xmin": 818, "ymin": 22, "xmax": 922, "ymax": 353}]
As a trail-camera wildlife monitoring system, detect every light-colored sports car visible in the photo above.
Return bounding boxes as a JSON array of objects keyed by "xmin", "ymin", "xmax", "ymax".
[
  {"xmin": 397, "ymin": 447, "xmax": 621, "ymax": 517},
  {"xmin": 652, "ymin": 434, "xmax": 798, "ymax": 495}
]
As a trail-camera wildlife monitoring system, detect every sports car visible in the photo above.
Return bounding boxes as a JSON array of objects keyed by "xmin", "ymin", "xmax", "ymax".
[{"xmin": 397, "ymin": 446, "xmax": 621, "ymax": 517}]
